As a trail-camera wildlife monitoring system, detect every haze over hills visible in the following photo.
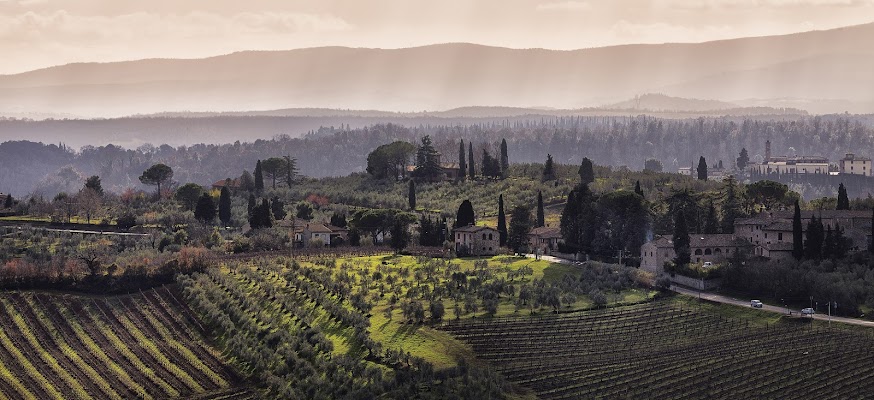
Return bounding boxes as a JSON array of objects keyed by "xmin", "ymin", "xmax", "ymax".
[{"xmin": 0, "ymin": 22, "xmax": 872, "ymax": 117}]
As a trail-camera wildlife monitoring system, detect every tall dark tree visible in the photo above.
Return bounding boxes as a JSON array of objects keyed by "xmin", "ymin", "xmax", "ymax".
[
  {"xmin": 579, "ymin": 157, "xmax": 595, "ymax": 185},
  {"xmin": 837, "ymin": 183, "xmax": 850, "ymax": 210},
  {"xmin": 673, "ymin": 211, "xmax": 691, "ymax": 266},
  {"xmin": 458, "ymin": 139, "xmax": 466, "ymax": 180},
  {"xmin": 454, "ymin": 200, "xmax": 476, "ymax": 228},
  {"xmin": 704, "ymin": 200, "xmax": 719, "ymax": 234},
  {"xmin": 84, "ymin": 175, "xmax": 104, "ymax": 196},
  {"xmin": 804, "ymin": 215, "xmax": 824, "ymax": 260},
  {"xmin": 247, "ymin": 193, "xmax": 256, "ymax": 218},
  {"xmin": 497, "ymin": 194, "xmax": 507, "ymax": 247},
  {"xmin": 139, "ymin": 163, "xmax": 174, "ymax": 197},
  {"xmin": 499, "ymin": 138, "xmax": 509, "ymax": 175},
  {"xmin": 481, "ymin": 149, "xmax": 502, "ymax": 178},
  {"xmin": 536, "ymin": 191, "xmax": 545, "ymax": 227},
  {"xmin": 721, "ymin": 176, "xmax": 741, "ymax": 234},
  {"xmin": 697, "ymin": 156, "xmax": 708, "ymax": 181},
  {"xmin": 218, "ymin": 186, "xmax": 232, "ymax": 225},
  {"xmin": 3, "ymin": 194, "xmax": 12, "ymax": 208},
  {"xmin": 249, "ymin": 198, "xmax": 273, "ymax": 229},
  {"xmin": 542, "ymin": 154, "xmax": 556, "ymax": 181},
  {"xmin": 254, "ymin": 160, "xmax": 264, "ymax": 193},
  {"xmin": 408, "ymin": 180, "xmax": 416, "ymax": 210},
  {"xmin": 468, "ymin": 142, "xmax": 475, "ymax": 179},
  {"xmin": 560, "ymin": 185, "xmax": 596, "ymax": 255},
  {"xmin": 634, "ymin": 180, "xmax": 644, "ymax": 197},
  {"xmin": 271, "ymin": 196, "xmax": 286, "ymax": 220},
  {"xmin": 508, "ymin": 205, "xmax": 533, "ymax": 254},
  {"xmin": 390, "ymin": 220, "xmax": 410, "ymax": 252},
  {"xmin": 283, "ymin": 155, "xmax": 298, "ymax": 188},
  {"xmin": 736, "ymin": 148, "xmax": 750, "ymax": 171},
  {"xmin": 792, "ymin": 200, "xmax": 804, "ymax": 260},
  {"xmin": 414, "ymin": 135, "xmax": 443, "ymax": 180},
  {"xmin": 418, "ymin": 215, "xmax": 434, "ymax": 246},
  {"xmin": 194, "ymin": 193, "xmax": 216, "ymax": 223},
  {"xmin": 823, "ymin": 225, "xmax": 835, "ymax": 259},
  {"xmin": 330, "ymin": 213, "xmax": 347, "ymax": 228}
]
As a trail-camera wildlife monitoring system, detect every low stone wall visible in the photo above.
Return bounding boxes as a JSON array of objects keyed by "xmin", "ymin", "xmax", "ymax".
[{"xmin": 670, "ymin": 274, "xmax": 722, "ymax": 291}]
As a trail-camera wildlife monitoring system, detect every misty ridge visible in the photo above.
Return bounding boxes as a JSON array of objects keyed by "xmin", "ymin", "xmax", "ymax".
[
  {"xmin": 0, "ymin": 22, "xmax": 873, "ymax": 117},
  {"xmin": 3, "ymin": 115, "xmax": 874, "ymax": 200}
]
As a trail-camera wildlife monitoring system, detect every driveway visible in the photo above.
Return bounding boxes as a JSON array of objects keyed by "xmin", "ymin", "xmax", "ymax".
[{"xmin": 527, "ymin": 253, "xmax": 874, "ymax": 328}]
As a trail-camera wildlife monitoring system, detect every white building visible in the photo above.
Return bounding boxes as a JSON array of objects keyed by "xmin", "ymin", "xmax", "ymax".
[
  {"xmin": 749, "ymin": 140, "xmax": 829, "ymax": 175},
  {"xmin": 839, "ymin": 153, "xmax": 872, "ymax": 176}
]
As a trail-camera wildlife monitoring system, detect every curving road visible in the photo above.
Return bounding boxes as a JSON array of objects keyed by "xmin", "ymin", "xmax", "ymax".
[{"xmin": 529, "ymin": 253, "xmax": 874, "ymax": 328}]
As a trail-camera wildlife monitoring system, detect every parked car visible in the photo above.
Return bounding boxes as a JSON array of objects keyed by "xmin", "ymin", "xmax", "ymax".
[
  {"xmin": 750, "ymin": 300, "xmax": 763, "ymax": 308},
  {"xmin": 801, "ymin": 308, "xmax": 815, "ymax": 316},
  {"xmin": 703, "ymin": 262, "xmax": 713, "ymax": 267}
]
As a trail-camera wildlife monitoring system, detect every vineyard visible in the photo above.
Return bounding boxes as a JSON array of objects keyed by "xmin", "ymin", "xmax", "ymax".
[
  {"xmin": 443, "ymin": 299, "xmax": 874, "ymax": 399},
  {"xmin": 0, "ymin": 287, "xmax": 249, "ymax": 400}
]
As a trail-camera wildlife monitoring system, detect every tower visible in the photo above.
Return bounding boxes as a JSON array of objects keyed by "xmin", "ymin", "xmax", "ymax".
[{"xmin": 765, "ymin": 140, "xmax": 771, "ymax": 163}]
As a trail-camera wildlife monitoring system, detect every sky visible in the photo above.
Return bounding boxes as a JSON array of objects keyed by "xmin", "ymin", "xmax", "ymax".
[{"xmin": 1, "ymin": 0, "xmax": 873, "ymax": 74}]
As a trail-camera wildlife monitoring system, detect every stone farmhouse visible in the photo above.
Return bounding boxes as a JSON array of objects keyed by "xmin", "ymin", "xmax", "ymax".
[
  {"xmin": 641, "ymin": 209, "xmax": 872, "ymax": 274},
  {"xmin": 454, "ymin": 225, "xmax": 500, "ymax": 256},
  {"xmin": 528, "ymin": 226, "xmax": 563, "ymax": 254},
  {"xmin": 278, "ymin": 219, "xmax": 349, "ymax": 247}
]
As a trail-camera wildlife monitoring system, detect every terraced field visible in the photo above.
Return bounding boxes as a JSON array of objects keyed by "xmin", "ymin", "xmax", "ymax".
[
  {"xmin": 443, "ymin": 300, "xmax": 874, "ymax": 399},
  {"xmin": 0, "ymin": 287, "xmax": 250, "ymax": 400}
]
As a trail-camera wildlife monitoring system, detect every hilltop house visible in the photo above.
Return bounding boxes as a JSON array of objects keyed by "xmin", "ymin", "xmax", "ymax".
[
  {"xmin": 454, "ymin": 225, "xmax": 500, "ymax": 256},
  {"xmin": 528, "ymin": 226, "xmax": 562, "ymax": 254},
  {"xmin": 212, "ymin": 178, "xmax": 242, "ymax": 192},
  {"xmin": 839, "ymin": 153, "xmax": 872, "ymax": 176},
  {"xmin": 640, "ymin": 234, "xmax": 754, "ymax": 275},
  {"xmin": 278, "ymin": 219, "xmax": 349, "ymax": 247},
  {"xmin": 749, "ymin": 140, "xmax": 829, "ymax": 175}
]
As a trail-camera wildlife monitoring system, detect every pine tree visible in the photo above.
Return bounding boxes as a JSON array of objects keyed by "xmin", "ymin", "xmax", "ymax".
[
  {"xmin": 84, "ymin": 175, "xmax": 104, "ymax": 196},
  {"xmin": 408, "ymin": 180, "xmax": 417, "ymax": 210},
  {"xmin": 792, "ymin": 201, "xmax": 804, "ymax": 260},
  {"xmin": 458, "ymin": 140, "xmax": 466, "ymax": 180},
  {"xmin": 673, "ymin": 211, "xmax": 691, "ymax": 266},
  {"xmin": 194, "ymin": 193, "xmax": 216, "ymax": 223},
  {"xmin": 497, "ymin": 194, "xmax": 507, "ymax": 247},
  {"xmin": 697, "ymin": 156, "xmax": 708, "ymax": 181},
  {"xmin": 579, "ymin": 157, "xmax": 595, "ymax": 185},
  {"xmin": 634, "ymin": 180, "xmax": 644, "ymax": 197},
  {"xmin": 736, "ymin": 148, "xmax": 750, "ymax": 170},
  {"xmin": 454, "ymin": 200, "xmax": 476, "ymax": 228},
  {"xmin": 837, "ymin": 183, "xmax": 849, "ymax": 210},
  {"xmin": 218, "ymin": 186, "xmax": 232, "ymax": 225},
  {"xmin": 414, "ymin": 135, "xmax": 443, "ymax": 180},
  {"xmin": 254, "ymin": 160, "xmax": 264, "ymax": 193},
  {"xmin": 500, "ymin": 138, "xmax": 509, "ymax": 176},
  {"xmin": 536, "ymin": 190, "xmax": 545, "ymax": 227},
  {"xmin": 542, "ymin": 154, "xmax": 556, "ymax": 181},
  {"xmin": 468, "ymin": 142, "xmax": 475, "ymax": 179},
  {"xmin": 704, "ymin": 200, "xmax": 719, "ymax": 234}
]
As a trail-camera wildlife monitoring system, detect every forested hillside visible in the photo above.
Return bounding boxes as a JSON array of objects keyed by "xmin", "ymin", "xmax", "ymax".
[{"xmin": 2, "ymin": 115, "xmax": 874, "ymax": 198}]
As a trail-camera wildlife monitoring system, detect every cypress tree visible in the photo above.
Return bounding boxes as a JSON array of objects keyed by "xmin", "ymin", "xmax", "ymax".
[
  {"xmin": 3, "ymin": 194, "xmax": 12, "ymax": 208},
  {"xmin": 500, "ymin": 138, "xmax": 509, "ymax": 176},
  {"xmin": 458, "ymin": 140, "xmax": 466, "ymax": 180},
  {"xmin": 823, "ymin": 225, "xmax": 834, "ymax": 259},
  {"xmin": 697, "ymin": 156, "xmax": 708, "ymax": 181},
  {"xmin": 507, "ymin": 205, "xmax": 534, "ymax": 254},
  {"xmin": 837, "ymin": 183, "xmax": 849, "ymax": 210},
  {"xmin": 579, "ymin": 157, "xmax": 595, "ymax": 185},
  {"xmin": 194, "ymin": 193, "xmax": 216, "ymax": 223},
  {"xmin": 218, "ymin": 186, "xmax": 232, "ymax": 225},
  {"xmin": 254, "ymin": 160, "xmax": 264, "ymax": 193},
  {"xmin": 704, "ymin": 200, "xmax": 719, "ymax": 234},
  {"xmin": 536, "ymin": 191, "xmax": 545, "ymax": 227},
  {"xmin": 792, "ymin": 201, "xmax": 804, "ymax": 260},
  {"xmin": 408, "ymin": 180, "xmax": 416, "ymax": 210},
  {"xmin": 454, "ymin": 200, "xmax": 476, "ymax": 228},
  {"xmin": 497, "ymin": 194, "xmax": 507, "ymax": 247},
  {"xmin": 542, "ymin": 154, "xmax": 556, "ymax": 181},
  {"xmin": 259, "ymin": 198, "xmax": 273, "ymax": 228},
  {"xmin": 271, "ymin": 196, "xmax": 286, "ymax": 220},
  {"xmin": 468, "ymin": 142, "xmax": 475, "ymax": 179},
  {"xmin": 804, "ymin": 215, "xmax": 824, "ymax": 260},
  {"xmin": 721, "ymin": 176, "xmax": 740, "ymax": 234},
  {"xmin": 247, "ymin": 193, "xmax": 256, "ymax": 218},
  {"xmin": 673, "ymin": 212, "xmax": 691, "ymax": 266},
  {"xmin": 634, "ymin": 180, "xmax": 644, "ymax": 197}
]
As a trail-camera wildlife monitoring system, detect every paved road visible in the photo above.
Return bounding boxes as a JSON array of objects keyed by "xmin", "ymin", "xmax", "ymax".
[{"xmin": 528, "ymin": 253, "xmax": 874, "ymax": 328}]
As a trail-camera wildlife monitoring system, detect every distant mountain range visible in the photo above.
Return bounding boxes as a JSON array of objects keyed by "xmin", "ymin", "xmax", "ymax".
[{"xmin": 0, "ymin": 23, "xmax": 872, "ymax": 117}]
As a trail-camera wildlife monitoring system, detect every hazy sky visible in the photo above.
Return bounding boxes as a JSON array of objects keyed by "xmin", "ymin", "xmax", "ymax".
[{"xmin": 2, "ymin": 0, "xmax": 873, "ymax": 74}]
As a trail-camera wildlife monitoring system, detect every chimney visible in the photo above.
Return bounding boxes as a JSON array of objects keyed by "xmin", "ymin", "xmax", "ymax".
[{"xmin": 765, "ymin": 140, "xmax": 771, "ymax": 163}]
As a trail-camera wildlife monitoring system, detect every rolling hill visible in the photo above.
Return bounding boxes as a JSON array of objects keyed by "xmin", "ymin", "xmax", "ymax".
[{"xmin": 0, "ymin": 23, "xmax": 872, "ymax": 116}]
